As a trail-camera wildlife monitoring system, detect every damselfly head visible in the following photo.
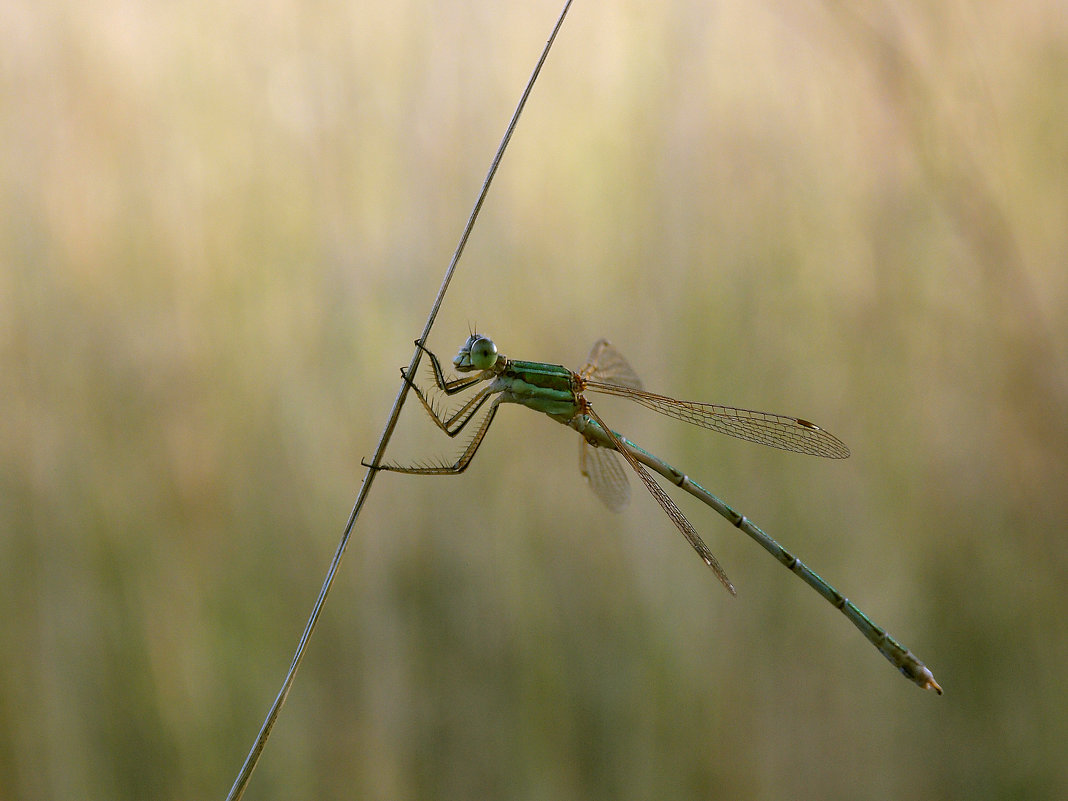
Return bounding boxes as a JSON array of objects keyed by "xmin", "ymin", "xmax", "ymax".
[{"xmin": 453, "ymin": 334, "xmax": 499, "ymax": 372}]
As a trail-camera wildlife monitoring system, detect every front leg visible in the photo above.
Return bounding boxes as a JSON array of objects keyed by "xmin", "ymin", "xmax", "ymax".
[{"xmin": 406, "ymin": 339, "xmax": 483, "ymax": 395}]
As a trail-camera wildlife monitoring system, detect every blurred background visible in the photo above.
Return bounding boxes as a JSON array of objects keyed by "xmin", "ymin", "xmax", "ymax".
[{"xmin": 3, "ymin": 0, "xmax": 1066, "ymax": 798}]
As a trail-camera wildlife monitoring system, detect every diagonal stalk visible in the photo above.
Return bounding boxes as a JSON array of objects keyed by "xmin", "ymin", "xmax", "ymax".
[{"xmin": 225, "ymin": 2, "xmax": 576, "ymax": 797}]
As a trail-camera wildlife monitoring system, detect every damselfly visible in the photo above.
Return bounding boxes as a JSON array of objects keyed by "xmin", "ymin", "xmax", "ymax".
[{"xmin": 366, "ymin": 334, "xmax": 942, "ymax": 693}]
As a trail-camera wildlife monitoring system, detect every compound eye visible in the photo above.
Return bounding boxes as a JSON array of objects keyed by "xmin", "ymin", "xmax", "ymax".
[{"xmin": 469, "ymin": 337, "xmax": 498, "ymax": 370}]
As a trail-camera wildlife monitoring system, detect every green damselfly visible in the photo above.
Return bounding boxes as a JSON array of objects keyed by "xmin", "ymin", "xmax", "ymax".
[{"xmin": 367, "ymin": 333, "xmax": 941, "ymax": 694}]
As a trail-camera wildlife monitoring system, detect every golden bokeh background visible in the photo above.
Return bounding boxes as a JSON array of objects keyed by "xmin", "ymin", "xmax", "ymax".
[{"xmin": 3, "ymin": 0, "xmax": 1066, "ymax": 798}]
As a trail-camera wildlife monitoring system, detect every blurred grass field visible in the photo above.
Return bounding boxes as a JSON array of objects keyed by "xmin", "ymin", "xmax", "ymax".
[{"xmin": 2, "ymin": 0, "xmax": 1067, "ymax": 798}]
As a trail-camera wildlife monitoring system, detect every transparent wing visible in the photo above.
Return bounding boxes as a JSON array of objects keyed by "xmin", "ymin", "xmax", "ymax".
[
  {"xmin": 579, "ymin": 338, "xmax": 642, "ymax": 389},
  {"xmin": 577, "ymin": 339, "xmax": 640, "ymax": 509},
  {"xmin": 583, "ymin": 382, "xmax": 850, "ymax": 459},
  {"xmin": 579, "ymin": 435, "xmax": 630, "ymax": 511},
  {"xmin": 583, "ymin": 402, "xmax": 735, "ymax": 594}
]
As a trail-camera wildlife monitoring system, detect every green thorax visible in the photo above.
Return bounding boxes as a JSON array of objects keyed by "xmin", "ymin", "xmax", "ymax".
[{"xmin": 498, "ymin": 359, "xmax": 580, "ymax": 420}]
